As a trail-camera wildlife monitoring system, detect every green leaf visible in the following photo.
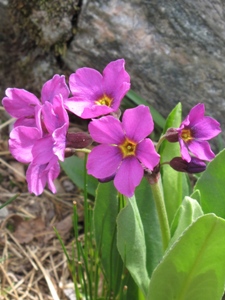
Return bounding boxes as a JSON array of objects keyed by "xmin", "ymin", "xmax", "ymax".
[
  {"xmin": 170, "ymin": 196, "xmax": 203, "ymax": 246},
  {"xmin": 190, "ymin": 189, "xmax": 201, "ymax": 204},
  {"xmin": 117, "ymin": 194, "xmax": 150, "ymax": 297},
  {"xmin": 116, "ymin": 178, "xmax": 164, "ymax": 298},
  {"xmin": 94, "ymin": 182, "xmax": 123, "ymax": 296},
  {"xmin": 135, "ymin": 178, "xmax": 163, "ymax": 276},
  {"xmin": 194, "ymin": 149, "xmax": 225, "ymax": 218},
  {"xmin": 160, "ymin": 103, "xmax": 186, "ymax": 224},
  {"xmin": 148, "ymin": 214, "xmax": 225, "ymax": 300},
  {"xmin": 124, "ymin": 90, "xmax": 166, "ymax": 129},
  {"xmin": 60, "ymin": 156, "xmax": 98, "ymax": 196}
]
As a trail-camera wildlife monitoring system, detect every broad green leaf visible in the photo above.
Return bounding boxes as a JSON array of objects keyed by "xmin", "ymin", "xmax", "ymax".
[
  {"xmin": 190, "ymin": 189, "xmax": 201, "ymax": 204},
  {"xmin": 94, "ymin": 182, "xmax": 123, "ymax": 296},
  {"xmin": 60, "ymin": 156, "xmax": 98, "ymax": 196},
  {"xmin": 116, "ymin": 178, "xmax": 163, "ymax": 298},
  {"xmin": 194, "ymin": 149, "xmax": 225, "ymax": 218},
  {"xmin": 160, "ymin": 103, "xmax": 186, "ymax": 224},
  {"xmin": 148, "ymin": 214, "xmax": 225, "ymax": 300},
  {"xmin": 117, "ymin": 194, "xmax": 150, "ymax": 297},
  {"xmin": 135, "ymin": 178, "xmax": 163, "ymax": 276},
  {"xmin": 170, "ymin": 196, "xmax": 203, "ymax": 246}
]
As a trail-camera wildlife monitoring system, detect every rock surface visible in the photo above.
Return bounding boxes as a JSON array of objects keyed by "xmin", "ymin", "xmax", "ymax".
[
  {"xmin": 64, "ymin": 0, "xmax": 225, "ymax": 128},
  {"xmin": 1, "ymin": 0, "xmax": 225, "ymax": 138}
]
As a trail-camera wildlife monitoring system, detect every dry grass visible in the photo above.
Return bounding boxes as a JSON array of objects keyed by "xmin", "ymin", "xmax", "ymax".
[{"xmin": 0, "ymin": 109, "xmax": 85, "ymax": 299}]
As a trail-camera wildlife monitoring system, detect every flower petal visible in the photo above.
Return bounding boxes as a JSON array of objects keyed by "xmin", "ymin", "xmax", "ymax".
[
  {"xmin": 192, "ymin": 116, "xmax": 221, "ymax": 140},
  {"xmin": 2, "ymin": 88, "xmax": 40, "ymax": 118},
  {"xmin": 136, "ymin": 139, "xmax": 160, "ymax": 170},
  {"xmin": 188, "ymin": 103, "xmax": 205, "ymax": 125},
  {"xmin": 114, "ymin": 156, "xmax": 143, "ymax": 197},
  {"xmin": 102, "ymin": 59, "xmax": 130, "ymax": 110},
  {"xmin": 9, "ymin": 126, "xmax": 42, "ymax": 163},
  {"xmin": 89, "ymin": 116, "xmax": 125, "ymax": 144},
  {"xmin": 122, "ymin": 105, "xmax": 154, "ymax": 142},
  {"xmin": 27, "ymin": 157, "xmax": 59, "ymax": 196},
  {"xmin": 179, "ymin": 139, "xmax": 191, "ymax": 162},
  {"xmin": 41, "ymin": 74, "xmax": 70, "ymax": 104},
  {"xmin": 188, "ymin": 140, "xmax": 215, "ymax": 161},
  {"xmin": 46, "ymin": 158, "xmax": 61, "ymax": 193},
  {"xmin": 42, "ymin": 95, "xmax": 69, "ymax": 134},
  {"xmin": 27, "ymin": 163, "xmax": 47, "ymax": 196},
  {"xmin": 53, "ymin": 123, "xmax": 68, "ymax": 161},
  {"xmin": 87, "ymin": 145, "xmax": 122, "ymax": 179},
  {"xmin": 64, "ymin": 97, "xmax": 114, "ymax": 119},
  {"xmin": 32, "ymin": 136, "xmax": 55, "ymax": 164},
  {"xmin": 13, "ymin": 117, "xmax": 37, "ymax": 128},
  {"xmin": 69, "ymin": 67, "xmax": 103, "ymax": 100}
]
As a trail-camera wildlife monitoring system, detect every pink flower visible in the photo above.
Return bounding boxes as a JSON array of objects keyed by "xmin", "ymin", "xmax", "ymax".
[
  {"xmin": 2, "ymin": 74, "xmax": 69, "ymax": 127},
  {"xmin": 64, "ymin": 59, "xmax": 130, "ymax": 119},
  {"xmin": 9, "ymin": 95, "xmax": 69, "ymax": 195},
  {"xmin": 87, "ymin": 105, "xmax": 160, "ymax": 197},
  {"xmin": 175, "ymin": 104, "xmax": 221, "ymax": 162}
]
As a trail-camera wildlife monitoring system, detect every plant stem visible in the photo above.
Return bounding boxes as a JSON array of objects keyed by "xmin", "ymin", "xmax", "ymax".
[
  {"xmin": 150, "ymin": 177, "xmax": 170, "ymax": 252},
  {"xmin": 83, "ymin": 153, "xmax": 89, "ymax": 257},
  {"xmin": 155, "ymin": 135, "xmax": 166, "ymax": 152}
]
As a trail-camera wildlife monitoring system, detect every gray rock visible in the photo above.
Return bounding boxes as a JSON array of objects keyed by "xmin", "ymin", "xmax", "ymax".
[{"xmin": 64, "ymin": 0, "xmax": 225, "ymax": 136}]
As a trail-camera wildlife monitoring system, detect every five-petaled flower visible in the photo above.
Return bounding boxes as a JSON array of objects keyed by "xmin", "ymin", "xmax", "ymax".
[
  {"xmin": 87, "ymin": 105, "xmax": 160, "ymax": 197},
  {"xmin": 168, "ymin": 103, "xmax": 221, "ymax": 162},
  {"xmin": 64, "ymin": 59, "xmax": 130, "ymax": 119}
]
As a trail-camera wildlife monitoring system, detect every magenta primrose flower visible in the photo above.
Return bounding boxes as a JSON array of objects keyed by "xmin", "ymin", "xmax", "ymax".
[
  {"xmin": 9, "ymin": 95, "xmax": 69, "ymax": 195},
  {"xmin": 2, "ymin": 74, "xmax": 70, "ymax": 128},
  {"xmin": 87, "ymin": 105, "xmax": 160, "ymax": 197},
  {"xmin": 176, "ymin": 103, "xmax": 221, "ymax": 162},
  {"xmin": 64, "ymin": 59, "xmax": 130, "ymax": 119}
]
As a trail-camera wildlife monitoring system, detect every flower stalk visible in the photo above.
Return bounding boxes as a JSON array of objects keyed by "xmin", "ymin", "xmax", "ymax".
[{"xmin": 149, "ymin": 175, "xmax": 170, "ymax": 252}]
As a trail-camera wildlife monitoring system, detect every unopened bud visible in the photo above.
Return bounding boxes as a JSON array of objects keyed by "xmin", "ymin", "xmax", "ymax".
[
  {"xmin": 170, "ymin": 157, "xmax": 206, "ymax": 173},
  {"xmin": 66, "ymin": 132, "xmax": 92, "ymax": 149},
  {"xmin": 164, "ymin": 128, "xmax": 179, "ymax": 143}
]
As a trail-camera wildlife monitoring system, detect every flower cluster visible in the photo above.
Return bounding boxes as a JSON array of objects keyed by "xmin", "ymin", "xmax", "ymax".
[
  {"xmin": 2, "ymin": 58, "xmax": 222, "ymax": 197},
  {"xmin": 2, "ymin": 59, "xmax": 133, "ymax": 195}
]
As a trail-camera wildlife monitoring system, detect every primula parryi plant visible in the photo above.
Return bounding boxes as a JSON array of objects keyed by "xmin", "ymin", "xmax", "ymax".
[{"xmin": 2, "ymin": 58, "xmax": 225, "ymax": 300}]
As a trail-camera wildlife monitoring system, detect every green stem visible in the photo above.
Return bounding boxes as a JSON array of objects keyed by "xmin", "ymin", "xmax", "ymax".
[
  {"xmin": 75, "ymin": 148, "xmax": 91, "ymax": 154},
  {"xmin": 155, "ymin": 135, "xmax": 166, "ymax": 152},
  {"xmin": 150, "ymin": 177, "xmax": 170, "ymax": 252},
  {"xmin": 83, "ymin": 153, "xmax": 89, "ymax": 257}
]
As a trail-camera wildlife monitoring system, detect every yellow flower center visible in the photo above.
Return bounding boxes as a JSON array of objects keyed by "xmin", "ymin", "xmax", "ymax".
[
  {"xmin": 119, "ymin": 138, "xmax": 137, "ymax": 158},
  {"xmin": 181, "ymin": 129, "xmax": 193, "ymax": 142},
  {"xmin": 95, "ymin": 94, "xmax": 113, "ymax": 106}
]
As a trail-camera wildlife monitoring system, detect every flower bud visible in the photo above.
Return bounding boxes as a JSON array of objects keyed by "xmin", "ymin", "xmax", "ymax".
[
  {"xmin": 66, "ymin": 132, "xmax": 92, "ymax": 149},
  {"xmin": 164, "ymin": 128, "xmax": 179, "ymax": 143},
  {"xmin": 170, "ymin": 157, "xmax": 206, "ymax": 173}
]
